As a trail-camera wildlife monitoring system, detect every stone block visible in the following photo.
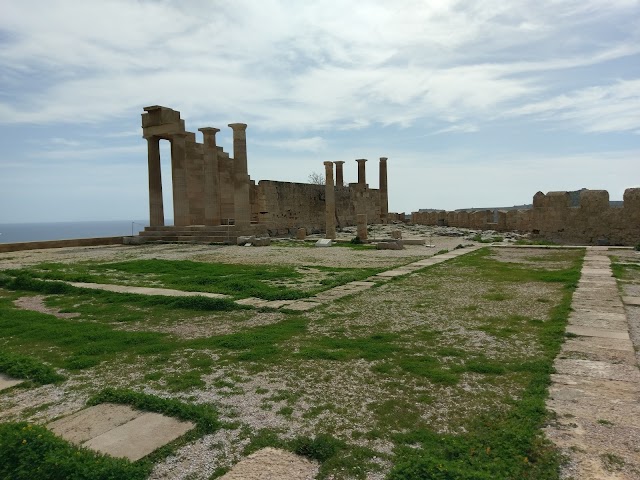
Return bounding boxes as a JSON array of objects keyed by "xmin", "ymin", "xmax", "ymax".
[
  {"xmin": 296, "ymin": 228, "xmax": 306, "ymax": 240},
  {"xmin": 315, "ymin": 239, "xmax": 332, "ymax": 247},
  {"xmin": 237, "ymin": 235, "xmax": 255, "ymax": 245},
  {"xmin": 390, "ymin": 230, "xmax": 402, "ymax": 239},
  {"xmin": 253, "ymin": 237, "xmax": 271, "ymax": 246},
  {"xmin": 376, "ymin": 240, "xmax": 403, "ymax": 250}
]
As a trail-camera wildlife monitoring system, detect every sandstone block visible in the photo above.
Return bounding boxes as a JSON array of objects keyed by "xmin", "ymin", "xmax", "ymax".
[
  {"xmin": 253, "ymin": 237, "xmax": 271, "ymax": 247},
  {"xmin": 390, "ymin": 230, "xmax": 402, "ymax": 239},
  {"xmin": 376, "ymin": 240, "xmax": 403, "ymax": 250},
  {"xmin": 296, "ymin": 228, "xmax": 306, "ymax": 240}
]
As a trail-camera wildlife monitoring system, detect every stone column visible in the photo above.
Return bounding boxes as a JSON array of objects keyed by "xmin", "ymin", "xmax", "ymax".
[
  {"xmin": 324, "ymin": 161, "xmax": 336, "ymax": 239},
  {"xmin": 199, "ymin": 128, "xmax": 221, "ymax": 226},
  {"xmin": 146, "ymin": 136, "xmax": 164, "ymax": 227},
  {"xmin": 170, "ymin": 133, "xmax": 190, "ymax": 226},
  {"xmin": 356, "ymin": 159, "xmax": 367, "ymax": 186},
  {"xmin": 229, "ymin": 123, "xmax": 251, "ymax": 228},
  {"xmin": 379, "ymin": 157, "xmax": 388, "ymax": 224},
  {"xmin": 334, "ymin": 161, "xmax": 345, "ymax": 187},
  {"xmin": 357, "ymin": 213, "xmax": 367, "ymax": 241}
]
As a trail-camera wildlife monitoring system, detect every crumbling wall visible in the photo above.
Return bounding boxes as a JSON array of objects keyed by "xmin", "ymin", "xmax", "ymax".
[
  {"xmin": 411, "ymin": 188, "xmax": 639, "ymax": 245},
  {"xmin": 254, "ymin": 181, "xmax": 382, "ymax": 235}
]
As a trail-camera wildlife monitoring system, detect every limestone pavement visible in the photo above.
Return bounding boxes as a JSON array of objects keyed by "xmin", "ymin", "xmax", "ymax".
[{"xmin": 545, "ymin": 247, "xmax": 640, "ymax": 479}]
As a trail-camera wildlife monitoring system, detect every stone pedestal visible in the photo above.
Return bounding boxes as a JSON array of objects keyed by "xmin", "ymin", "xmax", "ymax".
[
  {"xmin": 324, "ymin": 161, "xmax": 336, "ymax": 239},
  {"xmin": 147, "ymin": 136, "xmax": 164, "ymax": 226},
  {"xmin": 357, "ymin": 214, "xmax": 367, "ymax": 241},
  {"xmin": 296, "ymin": 228, "xmax": 307, "ymax": 240}
]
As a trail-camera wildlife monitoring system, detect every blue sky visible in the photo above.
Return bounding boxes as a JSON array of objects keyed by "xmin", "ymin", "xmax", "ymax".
[{"xmin": 1, "ymin": 0, "xmax": 638, "ymax": 223}]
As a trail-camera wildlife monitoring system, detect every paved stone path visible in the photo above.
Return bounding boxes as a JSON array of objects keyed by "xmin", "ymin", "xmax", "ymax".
[
  {"xmin": 0, "ymin": 373, "xmax": 23, "ymax": 392},
  {"xmin": 65, "ymin": 246, "xmax": 481, "ymax": 312},
  {"xmin": 545, "ymin": 247, "xmax": 640, "ymax": 479},
  {"xmin": 219, "ymin": 447, "xmax": 318, "ymax": 480},
  {"xmin": 48, "ymin": 403, "xmax": 194, "ymax": 461}
]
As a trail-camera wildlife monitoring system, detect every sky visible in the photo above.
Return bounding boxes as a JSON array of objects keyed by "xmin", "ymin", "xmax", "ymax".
[{"xmin": 0, "ymin": 0, "xmax": 639, "ymax": 223}]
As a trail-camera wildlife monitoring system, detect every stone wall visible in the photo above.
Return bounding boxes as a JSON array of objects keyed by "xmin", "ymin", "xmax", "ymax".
[
  {"xmin": 0, "ymin": 237, "xmax": 124, "ymax": 254},
  {"xmin": 253, "ymin": 180, "xmax": 382, "ymax": 235},
  {"xmin": 411, "ymin": 188, "xmax": 640, "ymax": 246}
]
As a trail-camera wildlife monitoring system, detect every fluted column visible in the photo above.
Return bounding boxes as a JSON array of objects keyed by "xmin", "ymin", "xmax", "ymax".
[
  {"xmin": 324, "ymin": 161, "xmax": 336, "ymax": 239},
  {"xmin": 199, "ymin": 128, "xmax": 221, "ymax": 226},
  {"xmin": 170, "ymin": 133, "xmax": 190, "ymax": 226},
  {"xmin": 334, "ymin": 161, "xmax": 345, "ymax": 187},
  {"xmin": 356, "ymin": 158, "xmax": 367, "ymax": 186},
  {"xmin": 228, "ymin": 123, "xmax": 250, "ymax": 227},
  {"xmin": 379, "ymin": 157, "xmax": 388, "ymax": 224},
  {"xmin": 147, "ymin": 136, "xmax": 164, "ymax": 227}
]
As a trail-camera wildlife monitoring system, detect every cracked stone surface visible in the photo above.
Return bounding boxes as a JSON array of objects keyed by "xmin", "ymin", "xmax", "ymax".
[{"xmin": 545, "ymin": 247, "xmax": 640, "ymax": 480}]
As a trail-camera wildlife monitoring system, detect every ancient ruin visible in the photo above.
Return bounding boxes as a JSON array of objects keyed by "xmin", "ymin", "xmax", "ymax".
[
  {"xmin": 140, "ymin": 106, "xmax": 389, "ymax": 243},
  {"xmin": 412, "ymin": 188, "xmax": 640, "ymax": 246}
]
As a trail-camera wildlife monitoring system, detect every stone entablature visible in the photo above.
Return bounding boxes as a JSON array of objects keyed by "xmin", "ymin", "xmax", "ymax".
[
  {"xmin": 411, "ymin": 188, "xmax": 640, "ymax": 245},
  {"xmin": 142, "ymin": 106, "xmax": 389, "ymax": 236}
]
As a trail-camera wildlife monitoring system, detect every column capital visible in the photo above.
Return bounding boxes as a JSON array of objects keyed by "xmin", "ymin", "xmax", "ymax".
[
  {"xmin": 379, "ymin": 157, "xmax": 388, "ymax": 162},
  {"xmin": 199, "ymin": 127, "xmax": 220, "ymax": 134},
  {"xmin": 334, "ymin": 160, "xmax": 345, "ymax": 165},
  {"xmin": 323, "ymin": 161, "xmax": 334, "ymax": 167},
  {"xmin": 228, "ymin": 123, "xmax": 248, "ymax": 131},
  {"xmin": 356, "ymin": 158, "xmax": 368, "ymax": 163}
]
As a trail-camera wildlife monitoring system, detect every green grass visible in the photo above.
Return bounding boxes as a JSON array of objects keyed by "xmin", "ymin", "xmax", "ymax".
[
  {"xmin": 0, "ymin": 422, "xmax": 149, "ymax": 480},
  {"xmin": 3, "ymin": 259, "xmax": 384, "ymax": 300},
  {"xmin": 87, "ymin": 388, "xmax": 220, "ymax": 432},
  {"xmin": 0, "ymin": 246, "xmax": 584, "ymax": 479},
  {"xmin": 0, "ymin": 350, "xmax": 65, "ymax": 385}
]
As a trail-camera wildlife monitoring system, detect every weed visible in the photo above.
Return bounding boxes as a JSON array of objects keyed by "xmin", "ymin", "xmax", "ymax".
[
  {"xmin": 597, "ymin": 419, "xmax": 614, "ymax": 426},
  {"xmin": 0, "ymin": 422, "xmax": 149, "ymax": 479},
  {"xmin": 0, "ymin": 350, "xmax": 64, "ymax": 384},
  {"xmin": 601, "ymin": 452, "xmax": 625, "ymax": 471}
]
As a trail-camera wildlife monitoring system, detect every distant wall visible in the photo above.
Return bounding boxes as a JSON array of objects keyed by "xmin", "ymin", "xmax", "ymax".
[
  {"xmin": 411, "ymin": 188, "xmax": 640, "ymax": 246},
  {"xmin": 0, "ymin": 237, "xmax": 124, "ymax": 253},
  {"xmin": 253, "ymin": 180, "xmax": 382, "ymax": 235}
]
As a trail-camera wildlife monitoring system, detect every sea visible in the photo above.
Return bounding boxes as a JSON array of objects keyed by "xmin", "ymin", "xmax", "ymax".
[{"xmin": 0, "ymin": 220, "xmax": 169, "ymax": 244}]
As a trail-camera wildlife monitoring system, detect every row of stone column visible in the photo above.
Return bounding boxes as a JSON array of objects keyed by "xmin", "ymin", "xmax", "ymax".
[
  {"xmin": 323, "ymin": 157, "xmax": 389, "ymax": 239},
  {"xmin": 146, "ymin": 124, "xmax": 250, "ymax": 228}
]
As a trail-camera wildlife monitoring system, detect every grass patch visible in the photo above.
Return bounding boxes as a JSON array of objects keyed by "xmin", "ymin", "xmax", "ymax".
[
  {"xmin": 0, "ymin": 350, "xmax": 64, "ymax": 385},
  {"xmin": 0, "ymin": 422, "xmax": 149, "ymax": 480},
  {"xmin": 87, "ymin": 388, "xmax": 220, "ymax": 432}
]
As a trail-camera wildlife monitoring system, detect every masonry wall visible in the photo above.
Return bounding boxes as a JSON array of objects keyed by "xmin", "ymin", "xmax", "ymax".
[
  {"xmin": 253, "ymin": 180, "xmax": 382, "ymax": 235},
  {"xmin": 411, "ymin": 188, "xmax": 640, "ymax": 246}
]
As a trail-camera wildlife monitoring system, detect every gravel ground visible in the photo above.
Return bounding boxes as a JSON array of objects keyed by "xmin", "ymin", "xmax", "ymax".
[{"xmin": 0, "ymin": 238, "xmax": 577, "ymax": 479}]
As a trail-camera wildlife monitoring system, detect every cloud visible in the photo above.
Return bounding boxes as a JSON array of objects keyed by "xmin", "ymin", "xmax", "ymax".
[
  {"xmin": 433, "ymin": 124, "xmax": 479, "ymax": 134},
  {"xmin": 0, "ymin": 0, "xmax": 638, "ymax": 133},
  {"xmin": 254, "ymin": 136, "xmax": 327, "ymax": 152},
  {"xmin": 507, "ymin": 79, "xmax": 640, "ymax": 133}
]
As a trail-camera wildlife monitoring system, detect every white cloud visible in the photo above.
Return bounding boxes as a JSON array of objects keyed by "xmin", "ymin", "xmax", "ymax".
[
  {"xmin": 507, "ymin": 79, "xmax": 640, "ymax": 133},
  {"xmin": 254, "ymin": 136, "xmax": 327, "ymax": 152}
]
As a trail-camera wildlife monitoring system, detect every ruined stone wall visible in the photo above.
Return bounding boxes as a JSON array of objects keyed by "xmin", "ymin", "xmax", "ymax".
[
  {"xmin": 253, "ymin": 180, "xmax": 382, "ymax": 235},
  {"xmin": 411, "ymin": 188, "xmax": 639, "ymax": 246}
]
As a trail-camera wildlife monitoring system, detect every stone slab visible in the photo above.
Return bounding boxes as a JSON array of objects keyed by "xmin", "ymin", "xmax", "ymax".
[
  {"xmin": 622, "ymin": 296, "xmax": 640, "ymax": 306},
  {"xmin": 550, "ymin": 374, "xmax": 640, "ymax": 395},
  {"xmin": 566, "ymin": 325, "xmax": 630, "ymax": 340},
  {"xmin": 48, "ymin": 403, "xmax": 143, "ymax": 444},
  {"xmin": 220, "ymin": 447, "xmax": 318, "ymax": 480},
  {"xmin": 554, "ymin": 359, "xmax": 640, "ymax": 383},
  {"xmin": 83, "ymin": 411, "xmax": 194, "ymax": 461},
  {"xmin": 283, "ymin": 301, "xmax": 320, "ymax": 311},
  {"xmin": 315, "ymin": 239, "xmax": 332, "ymax": 247},
  {"xmin": 68, "ymin": 282, "xmax": 229, "ymax": 299},
  {"xmin": 561, "ymin": 335, "xmax": 634, "ymax": 352},
  {"xmin": 0, "ymin": 373, "xmax": 24, "ymax": 391}
]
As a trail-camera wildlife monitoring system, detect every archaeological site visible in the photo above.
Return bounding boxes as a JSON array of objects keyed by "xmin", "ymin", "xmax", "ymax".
[{"xmin": 0, "ymin": 106, "xmax": 639, "ymax": 480}]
